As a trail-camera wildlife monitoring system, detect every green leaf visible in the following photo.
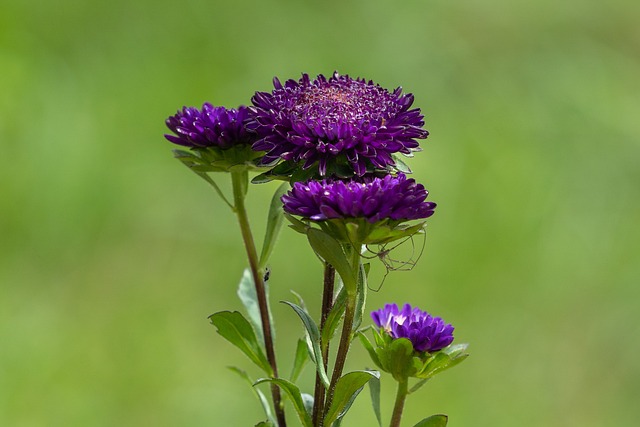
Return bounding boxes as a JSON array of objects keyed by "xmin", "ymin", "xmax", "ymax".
[
  {"xmin": 321, "ymin": 286, "xmax": 347, "ymax": 347},
  {"xmin": 408, "ymin": 378, "xmax": 429, "ymax": 394},
  {"xmin": 392, "ymin": 155, "xmax": 413, "ymax": 174},
  {"xmin": 209, "ymin": 311, "xmax": 273, "ymax": 375},
  {"xmin": 254, "ymin": 422, "xmax": 275, "ymax": 427},
  {"xmin": 418, "ymin": 344, "xmax": 469, "ymax": 379},
  {"xmin": 255, "ymin": 378, "xmax": 313, "ymax": 427},
  {"xmin": 284, "ymin": 213, "xmax": 310, "ymax": 234},
  {"xmin": 413, "ymin": 414, "xmax": 448, "ymax": 427},
  {"xmin": 357, "ymin": 332, "xmax": 382, "ymax": 369},
  {"xmin": 368, "ymin": 372, "xmax": 382, "ymax": 427},
  {"xmin": 259, "ymin": 182, "xmax": 290, "ymax": 268},
  {"xmin": 351, "ymin": 260, "xmax": 367, "ymax": 332},
  {"xmin": 290, "ymin": 338, "xmax": 310, "ymax": 382},
  {"xmin": 324, "ymin": 370, "xmax": 380, "ymax": 427},
  {"xmin": 228, "ymin": 367, "xmax": 276, "ymax": 426},
  {"xmin": 282, "ymin": 301, "xmax": 330, "ymax": 387},
  {"xmin": 376, "ymin": 338, "xmax": 416, "ymax": 381},
  {"xmin": 237, "ymin": 269, "xmax": 273, "ymax": 345},
  {"xmin": 307, "ymin": 228, "xmax": 356, "ymax": 292}
]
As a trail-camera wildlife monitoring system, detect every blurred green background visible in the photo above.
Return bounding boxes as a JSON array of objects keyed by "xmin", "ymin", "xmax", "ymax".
[{"xmin": 1, "ymin": 0, "xmax": 638, "ymax": 425}]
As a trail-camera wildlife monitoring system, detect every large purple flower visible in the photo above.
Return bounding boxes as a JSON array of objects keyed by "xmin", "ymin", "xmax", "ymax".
[
  {"xmin": 281, "ymin": 173, "xmax": 436, "ymax": 223},
  {"xmin": 250, "ymin": 72, "xmax": 428, "ymax": 176},
  {"xmin": 165, "ymin": 104, "xmax": 256, "ymax": 149},
  {"xmin": 371, "ymin": 303, "xmax": 454, "ymax": 353}
]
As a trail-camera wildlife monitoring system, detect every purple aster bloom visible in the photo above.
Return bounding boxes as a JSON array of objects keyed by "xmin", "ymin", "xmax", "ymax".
[
  {"xmin": 371, "ymin": 303, "xmax": 454, "ymax": 353},
  {"xmin": 281, "ymin": 173, "xmax": 436, "ymax": 223},
  {"xmin": 165, "ymin": 104, "xmax": 256, "ymax": 149},
  {"xmin": 250, "ymin": 72, "xmax": 428, "ymax": 176}
]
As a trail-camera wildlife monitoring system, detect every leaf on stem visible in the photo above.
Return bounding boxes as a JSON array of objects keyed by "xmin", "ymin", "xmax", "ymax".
[
  {"xmin": 321, "ymin": 286, "xmax": 347, "ymax": 348},
  {"xmin": 281, "ymin": 301, "xmax": 330, "ymax": 387},
  {"xmin": 417, "ymin": 344, "xmax": 469, "ymax": 380},
  {"xmin": 351, "ymin": 260, "xmax": 368, "ymax": 333},
  {"xmin": 228, "ymin": 367, "xmax": 276, "ymax": 426},
  {"xmin": 237, "ymin": 269, "xmax": 274, "ymax": 345},
  {"xmin": 408, "ymin": 378, "xmax": 429, "ymax": 394},
  {"xmin": 307, "ymin": 228, "xmax": 356, "ymax": 292},
  {"xmin": 368, "ymin": 371, "xmax": 382, "ymax": 427},
  {"xmin": 290, "ymin": 338, "xmax": 310, "ymax": 383},
  {"xmin": 413, "ymin": 414, "xmax": 448, "ymax": 427},
  {"xmin": 323, "ymin": 370, "xmax": 380, "ymax": 427},
  {"xmin": 357, "ymin": 331, "xmax": 382, "ymax": 370},
  {"xmin": 209, "ymin": 311, "xmax": 273, "ymax": 375},
  {"xmin": 255, "ymin": 378, "xmax": 313, "ymax": 427},
  {"xmin": 259, "ymin": 182, "xmax": 290, "ymax": 268}
]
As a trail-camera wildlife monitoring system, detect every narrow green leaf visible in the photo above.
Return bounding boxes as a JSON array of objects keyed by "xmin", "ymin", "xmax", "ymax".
[
  {"xmin": 282, "ymin": 301, "xmax": 330, "ymax": 387},
  {"xmin": 307, "ymin": 228, "xmax": 356, "ymax": 291},
  {"xmin": 290, "ymin": 338, "xmax": 310, "ymax": 382},
  {"xmin": 321, "ymin": 286, "xmax": 347, "ymax": 347},
  {"xmin": 368, "ymin": 372, "xmax": 382, "ymax": 427},
  {"xmin": 254, "ymin": 422, "xmax": 275, "ymax": 427},
  {"xmin": 255, "ymin": 378, "xmax": 313, "ymax": 427},
  {"xmin": 237, "ymin": 268, "xmax": 273, "ymax": 345},
  {"xmin": 284, "ymin": 213, "xmax": 310, "ymax": 234},
  {"xmin": 408, "ymin": 378, "xmax": 429, "ymax": 394},
  {"xmin": 228, "ymin": 367, "xmax": 276, "ymax": 425},
  {"xmin": 251, "ymin": 173, "xmax": 275, "ymax": 184},
  {"xmin": 392, "ymin": 155, "xmax": 413, "ymax": 174},
  {"xmin": 259, "ymin": 182, "xmax": 290, "ymax": 268},
  {"xmin": 324, "ymin": 370, "xmax": 380, "ymax": 427},
  {"xmin": 357, "ymin": 332, "xmax": 382, "ymax": 369},
  {"xmin": 209, "ymin": 311, "xmax": 272, "ymax": 375},
  {"xmin": 351, "ymin": 259, "xmax": 367, "ymax": 332},
  {"xmin": 418, "ymin": 344, "xmax": 469, "ymax": 379},
  {"xmin": 413, "ymin": 414, "xmax": 448, "ymax": 427}
]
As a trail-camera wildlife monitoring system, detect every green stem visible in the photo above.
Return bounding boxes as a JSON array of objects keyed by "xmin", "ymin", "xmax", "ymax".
[
  {"xmin": 322, "ymin": 245, "xmax": 361, "ymax": 424},
  {"xmin": 312, "ymin": 263, "xmax": 335, "ymax": 426},
  {"xmin": 231, "ymin": 168, "xmax": 286, "ymax": 427},
  {"xmin": 389, "ymin": 380, "xmax": 409, "ymax": 427}
]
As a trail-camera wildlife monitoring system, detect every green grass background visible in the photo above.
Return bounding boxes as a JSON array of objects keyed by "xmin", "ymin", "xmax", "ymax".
[{"xmin": 1, "ymin": 0, "xmax": 638, "ymax": 425}]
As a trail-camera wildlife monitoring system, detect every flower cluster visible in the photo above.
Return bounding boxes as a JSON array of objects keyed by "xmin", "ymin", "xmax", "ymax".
[
  {"xmin": 250, "ymin": 72, "xmax": 428, "ymax": 176},
  {"xmin": 164, "ymin": 71, "xmax": 435, "ymax": 232},
  {"xmin": 281, "ymin": 173, "xmax": 436, "ymax": 223},
  {"xmin": 372, "ymin": 303, "xmax": 454, "ymax": 353},
  {"xmin": 165, "ymin": 103, "xmax": 255, "ymax": 149}
]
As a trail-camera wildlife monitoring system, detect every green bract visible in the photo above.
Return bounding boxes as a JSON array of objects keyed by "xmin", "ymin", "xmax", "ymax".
[
  {"xmin": 285, "ymin": 214, "xmax": 427, "ymax": 246},
  {"xmin": 173, "ymin": 145, "xmax": 264, "ymax": 173},
  {"xmin": 359, "ymin": 328, "xmax": 469, "ymax": 383}
]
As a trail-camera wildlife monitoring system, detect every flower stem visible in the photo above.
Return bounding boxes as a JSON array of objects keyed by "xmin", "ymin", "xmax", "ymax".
[
  {"xmin": 389, "ymin": 379, "xmax": 409, "ymax": 427},
  {"xmin": 230, "ymin": 168, "xmax": 286, "ymax": 427},
  {"xmin": 322, "ymin": 245, "xmax": 361, "ymax": 424},
  {"xmin": 312, "ymin": 263, "xmax": 335, "ymax": 426}
]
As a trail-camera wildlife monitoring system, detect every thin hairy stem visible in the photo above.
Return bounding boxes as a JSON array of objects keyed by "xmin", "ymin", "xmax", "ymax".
[
  {"xmin": 312, "ymin": 263, "xmax": 336, "ymax": 426},
  {"xmin": 322, "ymin": 245, "xmax": 361, "ymax": 424},
  {"xmin": 231, "ymin": 168, "xmax": 286, "ymax": 427}
]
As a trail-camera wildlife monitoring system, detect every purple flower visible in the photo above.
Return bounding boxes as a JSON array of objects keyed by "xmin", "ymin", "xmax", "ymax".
[
  {"xmin": 371, "ymin": 303, "xmax": 454, "ymax": 353},
  {"xmin": 281, "ymin": 173, "xmax": 436, "ymax": 223},
  {"xmin": 165, "ymin": 104, "xmax": 256, "ymax": 149},
  {"xmin": 250, "ymin": 72, "xmax": 428, "ymax": 176}
]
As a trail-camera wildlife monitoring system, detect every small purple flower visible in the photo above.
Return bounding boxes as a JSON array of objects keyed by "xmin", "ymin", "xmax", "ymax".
[
  {"xmin": 372, "ymin": 303, "xmax": 454, "ymax": 353},
  {"xmin": 250, "ymin": 72, "xmax": 428, "ymax": 176},
  {"xmin": 165, "ymin": 104, "xmax": 256, "ymax": 149},
  {"xmin": 281, "ymin": 173, "xmax": 436, "ymax": 223}
]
